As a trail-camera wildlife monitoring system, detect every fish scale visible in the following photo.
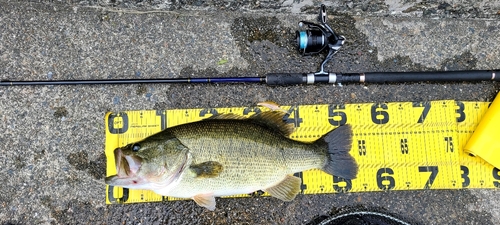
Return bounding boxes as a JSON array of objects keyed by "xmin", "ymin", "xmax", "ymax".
[
  {"xmin": 105, "ymin": 109, "xmax": 355, "ymax": 210},
  {"xmin": 166, "ymin": 119, "xmax": 327, "ymax": 198}
]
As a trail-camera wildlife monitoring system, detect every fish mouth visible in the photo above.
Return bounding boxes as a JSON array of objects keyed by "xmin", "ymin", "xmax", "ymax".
[
  {"xmin": 105, "ymin": 147, "xmax": 190, "ymax": 190},
  {"xmin": 104, "ymin": 147, "xmax": 143, "ymax": 187},
  {"xmin": 114, "ymin": 147, "xmax": 142, "ymax": 178}
]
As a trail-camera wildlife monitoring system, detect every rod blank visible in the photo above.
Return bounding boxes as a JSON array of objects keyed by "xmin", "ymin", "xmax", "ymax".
[
  {"xmin": 0, "ymin": 77, "xmax": 265, "ymax": 86},
  {"xmin": 1, "ymin": 70, "xmax": 498, "ymax": 86}
]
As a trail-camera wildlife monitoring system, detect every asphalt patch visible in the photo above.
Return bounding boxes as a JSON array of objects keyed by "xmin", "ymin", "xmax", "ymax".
[
  {"xmin": 230, "ymin": 15, "xmax": 296, "ymax": 73},
  {"xmin": 41, "ymin": 195, "xmax": 104, "ymax": 225},
  {"xmin": 67, "ymin": 151, "xmax": 89, "ymax": 171},
  {"xmin": 1, "ymin": 221, "xmax": 23, "ymax": 225},
  {"xmin": 53, "ymin": 107, "xmax": 68, "ymax": 119},
  {"xmin": 13, "ymin": 155, "xmax": 26, "ymax": 169},
  {"xmin": 2, "ymin": 1, "xmax": 499, "ymax": 224},
  {"xmin": 67, "ymin": 151, "xmax": 106, "ymax": 179},
  {"xmin": 440, "ymin": 51, "xmax": 478, "ymax": 71},
  {"xmin": 88, "ymin": 153, "xmax": 107, "ymax": 180},
  {"xmin": 136, "ymin": 84, "xmax": 147, "ymax": 95},
  {"xmin": 0, "ymin": 174, "xmax": 15, "ymax": 206},
  {"xmin": 232, "ymin": 16, "xmax": 284, "ymax": 44}
]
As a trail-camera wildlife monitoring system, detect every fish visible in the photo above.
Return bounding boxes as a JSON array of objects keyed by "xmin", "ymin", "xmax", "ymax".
[{"xmin": 105, "ymin": 108, "xmax": 357, "ymax": 211}]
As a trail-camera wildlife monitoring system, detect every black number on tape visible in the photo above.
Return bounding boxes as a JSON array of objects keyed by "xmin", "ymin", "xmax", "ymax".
[
  {"xmin": 283, "ymin": 106, "xmax": 303, "ymax": 127},
  {"xmin": 371, "ymin": 103, "xmax": 389, "ymax": 124},
  {"xmin": 493, "ymin": 168, "xmax": 500, "ymax": 188},
  {"xmin": 358, "ymin": 140, "xmax": 366, "ymax": 156},
  {"xmin": 444, "ymin": 137, "xmax": 454, "ymax": 152},
  {"xmin": 156, "ymin": 110, "xmax": 166, "ymax": 130},
  {"xmin": 455, "ymin": 101, "xmax": 466, "ymax": 122},
  {"xmin": 248, "ymin": 190, "xmax": 265, "ymax": 197},
  {"xmin": 328, "ymin": 104, "xmax": 347, "ymax": 126},
  {"xmin": 401, "ymin": 139, "xmax": 409, "ymax": 154},
  {"xmin": 107, "ymin": 186, "xmax": 129, "ymax": 203},
  {"xmin": 461, "ymin": 165, "xmax": 470, "ymax": 188},
  {"xmin": 108, "ymin": 112, "xmax": 129, "ymax": 134},
  {"xmin": 419, "ymin": 166, "xmax": 439, "ymax": 189},
  {"xmin": 199, "ymin": 108, "xmax": 218, "ymax": 117},
  {"xmin": 333, "ymin": 176, "xmax": 352, "ymax": 192},
  {"xmin": 243, "ymin": 107, "xmax": 262, "ymax": 115},
  {"xmin": 412, "ymin": 101, "xmax": 431, "ymax": 123},
  {"xmin": 293, "ymin": 172, "xmax": 307, "ymax": 193},
  {"xmin": 376, "ymin": 168, "xmax": 395, "ymax": 190}
]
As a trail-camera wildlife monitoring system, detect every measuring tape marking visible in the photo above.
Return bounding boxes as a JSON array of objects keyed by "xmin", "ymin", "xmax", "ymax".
[{"xmin": 105, "ymin": 101, "xmax": 499, "ymax": 204}]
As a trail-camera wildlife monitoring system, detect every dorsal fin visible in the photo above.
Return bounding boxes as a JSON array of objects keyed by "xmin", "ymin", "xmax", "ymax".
[
  {"xmin": 206, "ymin": 113, "xmax": 248, "ymax": 120},
  {"xmin": 257, "ymin": 101, "xmax": 283, "ymax": 111},
  {"xmin": 204, "ymin": 111, "xmax": 295, "ymax": 137},
  {"xmin": 249, "ymin": 111, "xmax": 295, "ymax": 137}
]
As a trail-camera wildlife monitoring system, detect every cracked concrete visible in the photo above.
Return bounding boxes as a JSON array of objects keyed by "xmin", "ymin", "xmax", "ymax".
[
  {"xmin": 0, "ymin": 0, "xmax": 499, "ymax": 224},
  {"xmin": 355, "ymin": 17, "xmax": 500, "ymax": 69}
]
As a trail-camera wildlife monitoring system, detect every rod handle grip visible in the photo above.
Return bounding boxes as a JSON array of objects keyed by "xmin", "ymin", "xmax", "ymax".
[{"xmin": 265, "ymin": 73, "xmax": 305, "ymax": 85}]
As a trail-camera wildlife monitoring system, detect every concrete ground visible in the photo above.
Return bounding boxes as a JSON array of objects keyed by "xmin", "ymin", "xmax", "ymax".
[{"xmin": 1, "ymin": 0, "xmax": 499, "ymax": 224}]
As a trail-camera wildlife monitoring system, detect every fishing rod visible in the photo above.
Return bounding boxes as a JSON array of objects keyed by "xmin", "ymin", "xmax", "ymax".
[
  {"xmin": 1, "ymin": 5, "xmax": 498, "ymax": 87},
  {"xmin": 2, "ymin": 70, "xmax": 498, "ymax": 86}
]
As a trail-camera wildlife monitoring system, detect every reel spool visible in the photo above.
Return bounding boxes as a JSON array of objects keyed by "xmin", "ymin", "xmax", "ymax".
[{"xmin": 295, "ymin": 5, "xmax": 345, "ymax": 74}]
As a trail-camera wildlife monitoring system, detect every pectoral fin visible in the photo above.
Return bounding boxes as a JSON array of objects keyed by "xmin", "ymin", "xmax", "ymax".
[
  {"xmin": 189, "ymin": 161, "xmax": 223, "ymax": 178},
  {"xmin": 193, "ymin": 193, "xmax": 216, "ymax": 211},
  {"xmin": 265, "ymin": 175, "xmax": 302, "ymax": 201}
]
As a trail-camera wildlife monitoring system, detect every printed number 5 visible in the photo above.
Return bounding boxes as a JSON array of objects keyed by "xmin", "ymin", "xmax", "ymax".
[{"xmin": 328, "ymin": 104, "xmax": 347, "ymax": 126}]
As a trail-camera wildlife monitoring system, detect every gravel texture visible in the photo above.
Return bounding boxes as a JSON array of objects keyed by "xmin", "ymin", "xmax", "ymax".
[{"xmin": 0, "ymin": 0, "xmax": 499, "ymax": 224}]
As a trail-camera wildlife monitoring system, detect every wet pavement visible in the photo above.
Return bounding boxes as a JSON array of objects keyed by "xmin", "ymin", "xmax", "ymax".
[{"xmin": 0, "ymin": 0, "xmax": 499, "ymax": 224}]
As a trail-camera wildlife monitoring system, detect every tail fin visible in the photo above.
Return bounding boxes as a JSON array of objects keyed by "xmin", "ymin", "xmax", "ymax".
[{"xmin": 320, "ymin": 125, "xmax": 358, "ymax": 179}]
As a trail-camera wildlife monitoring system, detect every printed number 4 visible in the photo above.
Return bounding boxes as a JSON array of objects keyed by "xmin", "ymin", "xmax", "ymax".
[{"xmin": 284, "ymin": 106, "xmax": 303, "ymax": 127}]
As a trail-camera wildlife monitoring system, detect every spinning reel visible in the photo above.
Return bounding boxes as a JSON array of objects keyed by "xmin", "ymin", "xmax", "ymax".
[
  {"xmin": 295, "ymin": 4, "xmax": 345, "ymax": 75},
  {"xmin": 2, "ymin": 4, "xmax": 498, "ymax": 87}
]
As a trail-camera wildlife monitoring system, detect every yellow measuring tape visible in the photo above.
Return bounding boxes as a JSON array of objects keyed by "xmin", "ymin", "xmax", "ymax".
[{"xmin": 105, "ymin": 100, "xmax": 500, "ymax": 204}]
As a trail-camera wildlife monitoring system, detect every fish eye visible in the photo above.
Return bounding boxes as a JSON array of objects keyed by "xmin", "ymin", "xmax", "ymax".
[{"xmin": 132, "ymin": 144, "xmax": 141, "ymax": 152}]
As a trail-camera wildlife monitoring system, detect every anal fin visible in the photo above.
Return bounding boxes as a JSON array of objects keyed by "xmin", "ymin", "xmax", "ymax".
[
  {"xmin": 265, "ymin": 175, "xmax": 302, "ymax": 201},
  {"xmin": 193, "ymin": 193, "xmax": 216, "ymax": 211}
]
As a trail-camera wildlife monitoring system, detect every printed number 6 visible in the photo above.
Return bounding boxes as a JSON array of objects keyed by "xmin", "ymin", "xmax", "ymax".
[{"xmin": 371, "ymin": 103, "xmax": 389, "ymax": 124}]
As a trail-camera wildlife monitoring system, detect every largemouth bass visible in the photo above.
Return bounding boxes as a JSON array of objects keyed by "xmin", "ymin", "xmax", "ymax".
[{"xmin": 105, "ymin": 110, "xmax": 357, "ymax": 210}]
